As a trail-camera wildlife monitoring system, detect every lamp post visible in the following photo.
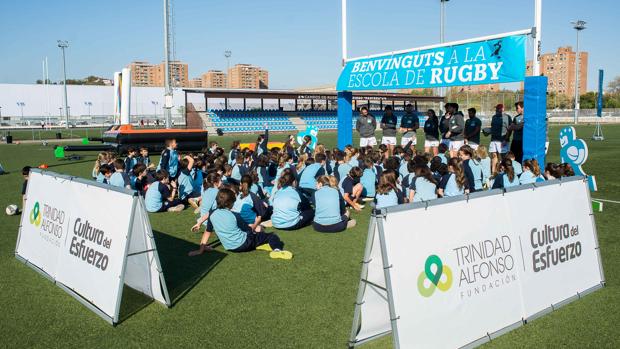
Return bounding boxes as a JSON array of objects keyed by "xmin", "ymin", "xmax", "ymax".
[
  {"xmin": 224, "ymin": 50, "xmax": 232, "ymax": 87},
  {"xmin": 57, "ymin": 40, "xmax": 70, "ymax": 129},
  {"xmin": 17, "ymin": 102, "xmax": 25, "ymax": 124},
  {"xmin": 151, "ymin": 100, "xmax": 159, "ymax": 119},
  {"xmin": 84, "ymin": 101, "xmax": 92, "ymax": 118},
  {"xmin": 571, "ymin": 20, "xmax": 586, "ymax": 124}
]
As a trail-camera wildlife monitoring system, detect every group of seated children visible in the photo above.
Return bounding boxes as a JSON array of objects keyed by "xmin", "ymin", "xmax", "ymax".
[{"xmin": 90, "ymin": 129, "xmax": 577, "ymax": 260}]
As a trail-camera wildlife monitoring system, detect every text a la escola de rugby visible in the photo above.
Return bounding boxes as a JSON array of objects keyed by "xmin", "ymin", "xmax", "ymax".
[{"xmin": 346, "ymin": 46, "xmax": 503, "ymax": 89}]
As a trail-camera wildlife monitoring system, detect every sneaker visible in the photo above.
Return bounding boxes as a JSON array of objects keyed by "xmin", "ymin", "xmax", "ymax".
[
  {"xmin": 261, "ymin": 220, "xmax": 273, "ymax": 228},
  {"xmin": 344, "ymin": 210, "xmax": 350, "ymax": 219},
  {"xmin": 269, "ymin": 250, "xmax": 293, "ymax": 260},
  {"xmin": 256, "ymin": 244, "xmax": 272, "ymax": 252},
  {"xmin": 347, "ymin": 219, "xmax": 357, "ymax": 229},
  {"xmin": 167, "ymin": 204, "xmax": 185, "ymax": 212},
  {"xmin": 362, "ymin": 197, "xmax": 374, "ymax": 202},
  {"xmin": 188, "ymin": 198, "xmax": 200, "ymax": 209}
]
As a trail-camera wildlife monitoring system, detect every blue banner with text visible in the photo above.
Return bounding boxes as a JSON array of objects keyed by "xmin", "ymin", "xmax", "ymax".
[{"xmin": 337, "ymin": 35, "xmax": 526, "ymax": 91}]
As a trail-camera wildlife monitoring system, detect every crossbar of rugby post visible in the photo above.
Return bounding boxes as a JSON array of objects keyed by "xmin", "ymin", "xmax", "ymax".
[{"xmin": 343, "ymin": 28, "xmax": 534, "ymax": 63}]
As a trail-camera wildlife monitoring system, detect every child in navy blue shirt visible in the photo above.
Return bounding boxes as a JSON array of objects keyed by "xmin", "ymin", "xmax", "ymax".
[
  {"xmin": 131, "ymin": 163, "xmax": 149, "ymax": 196},
  {"xmin": 145, "ymin": 170, "xmax": 184, "ymax": 213},
  {"xmin": 177, "ymin": 155, "xmax": 201, "ymax": 208},
  {"xmin": 109, "ymin": 159, "xmax": 131, "ymax": 189},
  {"xmin": 189, "ymin": 188, "xmax": 292, "ymax": 260},
  {"xmin": 157, "ymin": 139, "xmax": 179, "ymax": 179},
  {"xmin": 341, "ymin": 167, "xmax": 364, "ymax": 211},
  {"xmin": 124, "ymin": 147, "xmax": 138, "ymax": 174},
  {"xmin": 233, "ymin": 175, "xmax": 272, "ymax": 230}
]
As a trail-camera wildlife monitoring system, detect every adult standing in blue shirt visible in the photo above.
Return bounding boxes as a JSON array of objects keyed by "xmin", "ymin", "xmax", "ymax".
[
  {"xmin": 399, "ymin": 104, "xmax": 419, "ymax": 151},
  {"xmin": 380, "ymin": 106, "xmax": 398, "ymax": 154},
  {"xmin": 464, "ymin": 108, "xmax": 482, "ymax": 150},
  {"xmin": 509, "ymin": 101, "xmax": 524, "ymax": 163}
]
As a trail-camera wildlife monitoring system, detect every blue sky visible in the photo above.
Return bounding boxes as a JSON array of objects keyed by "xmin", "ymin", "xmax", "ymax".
[{"xmin": 0, "ymin": 0, "xmax": 617, "ymax": 91}]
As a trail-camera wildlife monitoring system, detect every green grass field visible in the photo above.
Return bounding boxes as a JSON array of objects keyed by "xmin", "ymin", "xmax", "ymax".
[{"xmin": 0, "ymin": 126, "xmax": 618, "ymax": 348}]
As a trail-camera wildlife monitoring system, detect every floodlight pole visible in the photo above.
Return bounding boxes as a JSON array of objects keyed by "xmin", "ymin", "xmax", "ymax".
[
  {"xmin": 58, "ymin": 40, "xmax": 70, "ymax": 129},
  {"xmin": 163, "ymin": 0, "xmax": 173, "ymax": 129},
  {"xmin": 572, "ymin": 20, "xmax": 586, "ymax": 125}
]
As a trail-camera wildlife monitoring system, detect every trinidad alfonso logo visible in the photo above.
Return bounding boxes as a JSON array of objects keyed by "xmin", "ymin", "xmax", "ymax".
[
  {"xmin": 29, "ymin": 202, "xmax": 42, "ymax": 227},
  {"xmin": 417, "ymin": 255, "xmax": 453, "ymax": 297}
]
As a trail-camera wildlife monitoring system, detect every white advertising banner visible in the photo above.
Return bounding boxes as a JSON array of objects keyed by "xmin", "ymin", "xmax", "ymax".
[
  {"xmin": 350, "ymin": 177, "xmax": 604, "ymax": 348},
  {"xmin": 15, "ymin": 170, "xmax": 170, "ymax": 324}
]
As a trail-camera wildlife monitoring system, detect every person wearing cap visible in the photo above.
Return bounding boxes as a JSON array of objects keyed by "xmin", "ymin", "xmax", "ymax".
[
  {"xmin": 464, "ymin": 107, "xmax": 482, "ymax": 150},
  {"xmin": 355, "ymin": 106, "xmax": 377, "ymax": 148},
  {"xmin": 380, "ymin": 105, "xmax": 398, "ymax": 153},
  {"xmin": 489, "ymin": 104, "xmax": 512, "ymax": 173},
  {"xmin": 399, "ymin": 104, "xmax": 420, "ymax": 151},
  {"xmin": 508, "ymin": 101, "xmax": 524, "ymax": 162},
  {"xmin": 443, "ymin": 103, "xmax": 465, "ymax": 158}
]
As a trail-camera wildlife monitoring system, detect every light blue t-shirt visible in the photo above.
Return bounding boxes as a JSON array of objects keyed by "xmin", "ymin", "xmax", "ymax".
[
  {"xmin": 438, "ymin": 153, "xmax": 448, "ymax": 165},
  {"xmin": 313, "ymin": 186, "xmax": 344, "ymax": 226},
  {"xmin": 440, "ymin": 173, "xmax": 464, "ymax": 197},
  {"xmin": 337, "ymin": 163, "xmax": 353, "ymax": 187},
  {"xmin": 232, "ymin": 193, "xmax": 257, "ymax": 224},
  {"xmin": 410, "ymin": 177, "xmax": 438, "ymax": 202},
  {"xmin": 360, "ymin": 168, "xmax": 376, "ymax": 197},
  {"xmin": 398, "ymin": 161, "xmax": 409, "ymax": 180},
  {"xmin": 480, "ymin": 157, "xmax": 492, "ymax": 184},
  {"xmin": 271, "ymin": 186, "xmax": 302, "ymax": 229},
  {"xmin": 200, "ymin": 187, "xmax": 219, "ymax": 219},
  {"xmin": 109, "ymin": 172, "xmax": 128, "ymax": 188},
  {"xmin": 299, "ymin": 163, "xmax": 324, "ymax": 189},
  {"xmin": 519, "ymin": 170, "xmax": 536, "ymax": 184},
  {"xmin": 502, "ymin": 173, "xmax": 520, "ymax": 188},
  {"xmin": 207, "ymin": 209, "xmax": 247, "ymax": 250},
  {"xmin": 375, "ymin": 190, "xmax": 399, "ymax": 209},
  {"xmin": 512, "ymin": 160, "xmax": 523, "ymax": 176},
  {"xmin": 145, "ymin": 182, "xmax": 165, "ymax": 212},
  {"xmin": 178, "ymin": 169, "xmax": 195, "ymax": 199}
]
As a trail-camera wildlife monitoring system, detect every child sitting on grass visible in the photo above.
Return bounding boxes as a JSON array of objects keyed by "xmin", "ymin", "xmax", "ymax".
[
  {"xmin": 109, "ymin": 159, "xmax": 131, "ymax": 189},
  {"xmin": 189, "ymin": 188, "xmax": 292, "ymax": 260},
  {"xmin": 145, "ymin": 169, "xmax": 185, "ymax": 213}
]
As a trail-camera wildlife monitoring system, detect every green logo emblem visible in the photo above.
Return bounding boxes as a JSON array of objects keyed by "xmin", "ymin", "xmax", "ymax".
[
  {"xmin": 29, "ymin": 202, "xmax": 42, "ymax": 227},
  {"xmin": 417, "ymin": 254, "xmax": 453, "ymax": 297}
]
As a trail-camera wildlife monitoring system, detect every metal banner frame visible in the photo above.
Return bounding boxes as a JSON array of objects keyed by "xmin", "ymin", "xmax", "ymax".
[
  {"xmin": 349, "ymin": 176, "xmax": 605, "ymax": 349},
  {"xmin": 15, "ymin": 169, "xmax": 171, "ymax": 325}
]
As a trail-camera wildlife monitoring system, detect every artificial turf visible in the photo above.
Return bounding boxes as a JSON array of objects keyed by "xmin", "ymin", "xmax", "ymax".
[{"xmin": 0, "ymin": 125, "xmax": 618, "ymax": 348}]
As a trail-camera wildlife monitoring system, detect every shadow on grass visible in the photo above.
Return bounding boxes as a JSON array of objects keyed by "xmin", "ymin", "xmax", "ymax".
[
  {"xmin": 153, "ymin": 230, "xmax": 226, "ymax": 305},
  {"xmin": 117, "ymin": 230, "xmax": 226, "ymax": 322}
]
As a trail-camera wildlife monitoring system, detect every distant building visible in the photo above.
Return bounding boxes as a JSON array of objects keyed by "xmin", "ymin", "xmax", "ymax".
[
  {"xmin": 126, "ymin": 60, "xmax": 189, "ymax": 87},
  {"xmin": 188, "ymin": 78, "xmax": 203, "ymax": 88},
  {"xmin": 525, "ymin": 46, "xmax": 588, "ymax": 96},
  {"xmin": 202, "ymin": 70, "xmax": 227, "ymax": 88},
  {"xmin": 128, "ymin": 61, "xmax": 157, "ymax": 87},
  {"xmin": 154, "ymin": 61, "xmax": 189, "ymax": 88},
  {"xmin": 228, "ymin": 64, "xmax": 269, "ymax": 89}
]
